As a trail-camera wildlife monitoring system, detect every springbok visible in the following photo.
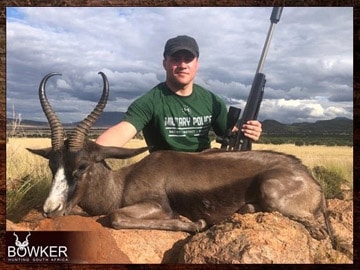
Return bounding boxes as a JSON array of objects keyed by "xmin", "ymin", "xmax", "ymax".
[{"xmin": 28, "ymin": 72, "xmax": 331, "ymax": 241}]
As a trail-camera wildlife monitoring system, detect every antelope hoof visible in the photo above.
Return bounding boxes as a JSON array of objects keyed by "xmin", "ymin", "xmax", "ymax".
[
  {"xmin": 111, "ymin": 220, "xmax": 121, "ymax": 230},
  {"xmin": 109, "ymin": 212, "xmax": 121, "ymax": 229},
  {"xmin": 308, "ymin": 226, "xmax": 328, "ymax": 240},
  {"xmin": 195, "ymin": 219, "xmax": 207, "ymax": 232}
]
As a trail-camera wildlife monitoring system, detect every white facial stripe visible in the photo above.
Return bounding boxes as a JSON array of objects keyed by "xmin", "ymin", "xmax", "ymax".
[{"xmin": 43, "ymin": 166, "xmax": 69, "ymax": 213}]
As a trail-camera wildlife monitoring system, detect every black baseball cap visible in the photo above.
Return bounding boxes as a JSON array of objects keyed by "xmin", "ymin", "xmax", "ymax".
[{"xmin": 163, "ymin": 35, "xmax": 199, "ymax": 58}]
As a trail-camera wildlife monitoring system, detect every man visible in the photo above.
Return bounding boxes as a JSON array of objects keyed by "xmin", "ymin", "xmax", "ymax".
[{"xmin": 96, "ymin": 35, "xmax": 262, "ymax": 152}]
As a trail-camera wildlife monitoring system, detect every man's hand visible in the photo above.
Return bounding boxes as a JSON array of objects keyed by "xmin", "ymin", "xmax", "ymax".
[
  {"xmin": 241, "ymin": 120, "xmax": 262, "ymax": 141},
  {"xmin": 231, "ymin": 120, "xmax": 262, "ymax": 142}
]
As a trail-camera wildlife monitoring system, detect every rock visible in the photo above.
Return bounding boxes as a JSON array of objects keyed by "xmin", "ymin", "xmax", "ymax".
[
  {"xmin": 327, "ymin": 199, "xmax": 353, "ymax": 257},
  {"xmin": 35, "ymin": 215, "xmax": 131, "ymax": 264},
  {"xmin": 6, "ymin": 210, "xmax": 189, "ymax": 263},
  {"xmin": 339, "ymin": 184, "xmax": 353, "ymax": 200},
  {"xmin": 107, "ymin": 229, "xmax": 189, "ymax": 263},
  {"xmin": 180, "ymin": 210, "xmax": 352, "ymax": 264},
  {"xmin": 7, "ymin": 219, "xmax": 32, "ymax": 231},
  {"xmin": 6, "ymin": 209, "xmax": 43, "ymax": 231},
  {"xmin": 6, "ymin": 199, "xmax": 352, "ymax": 264}
]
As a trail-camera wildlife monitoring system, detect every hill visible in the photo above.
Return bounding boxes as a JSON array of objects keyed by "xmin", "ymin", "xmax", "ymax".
[
  {"xmin": 9, "ymin": 114, "xmax": 353, "ymax": 133},
  {"xmin": 7, "ymin": 111, "xmax": 125, "ymax": 128},
  {"xmin": 7, "ymin": 114, "xmax": 353, "ymax": 146},
  {"xmin": 260, "ymin": 117, "xmax": 352, "ymax": 146},
  {"xmin": 261, "ymin": 117, "xmax": 353, "ymax": 136},
  {"xmin": 91, "ymin": 111, "xmax": 125, "ymax": 127}
]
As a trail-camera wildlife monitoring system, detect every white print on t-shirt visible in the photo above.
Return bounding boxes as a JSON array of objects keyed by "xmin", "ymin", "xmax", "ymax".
[{"xmin": 164, "ymin": 116, "xmax": 212, "ymax": 137}]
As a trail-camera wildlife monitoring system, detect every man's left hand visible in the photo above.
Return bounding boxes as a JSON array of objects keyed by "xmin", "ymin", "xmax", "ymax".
[{"xmin": 241, "ymin": 120, "xmax": 262, "ymax": 141}]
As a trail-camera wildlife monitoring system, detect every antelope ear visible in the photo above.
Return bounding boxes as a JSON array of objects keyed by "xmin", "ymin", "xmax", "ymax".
[
  {"xmin": 94, "ymin": 145, "xmax": 150, "ymax": 162},
  {"xmin": 26, "ymin": 147, "xmax": 53, "ymax": 159}
]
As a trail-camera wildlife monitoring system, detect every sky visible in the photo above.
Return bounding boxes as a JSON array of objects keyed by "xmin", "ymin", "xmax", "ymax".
[{"xmin": 6, "ymin": 7, "xmax": 353, "ymax": 124}]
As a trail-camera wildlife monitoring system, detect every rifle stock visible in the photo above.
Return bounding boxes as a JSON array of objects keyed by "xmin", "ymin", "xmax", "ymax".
[
  {"xmin": 234, "ymin": 73, "xmax": 266, "ymax": 151},
  {"xmin": 217, "ymin": 7, "xmax": 283, "ymax": 151}
]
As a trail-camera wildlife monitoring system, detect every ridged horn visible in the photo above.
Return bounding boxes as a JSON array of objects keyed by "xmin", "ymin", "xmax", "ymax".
[
  {"xmin": 68, "ymin": 72, "xmax": 109, "ymax": 151},
  {"xmin": 39, "ymin": 73, "xmax": 65, "ymax": 151}
]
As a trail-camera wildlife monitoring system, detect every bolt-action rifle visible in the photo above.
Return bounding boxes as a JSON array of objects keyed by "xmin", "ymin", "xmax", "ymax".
[{"xmin": 216, "ymin": 7, "xmax": 283, "ymax": 151}]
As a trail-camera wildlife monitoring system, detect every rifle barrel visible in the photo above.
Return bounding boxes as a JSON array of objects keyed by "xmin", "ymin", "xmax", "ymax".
[
  {"xmin": 256, "ymin": 7, "xmax": 284, "ymax": 74},
  {"xmin": 270, "ymin": 6, "xmax": 283, "ymax": 23},
  {"xmin": 217, "ymin": 7, "xmax": 283, "ymax": 151}
]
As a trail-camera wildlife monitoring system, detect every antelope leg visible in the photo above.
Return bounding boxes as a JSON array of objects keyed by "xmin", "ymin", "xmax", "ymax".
[{"xmin": 109, "ymin": 201, "xmax": 207, "ymax": 232}]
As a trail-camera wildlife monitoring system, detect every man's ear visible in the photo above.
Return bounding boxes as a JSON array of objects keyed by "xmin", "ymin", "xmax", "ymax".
[
  {"xmin": 26, "ymin": 147, "xmax": 52, "ymax": 159},
  {"xmin": 162, "ymin": 58, "xmax": 166, "ymax": 69}
]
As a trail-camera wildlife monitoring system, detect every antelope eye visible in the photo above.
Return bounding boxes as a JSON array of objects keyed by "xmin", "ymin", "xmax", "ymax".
[
  {"xmin": 78, "ymin": 163, "xmax": 88, "ymax": 171},
  {"xmin": 73, "ymin": 163, "xmax": 88, "ymax": 180},
  {"xmin": 72, "ymin": 162, "xmax": 89, "ymax": 180}
]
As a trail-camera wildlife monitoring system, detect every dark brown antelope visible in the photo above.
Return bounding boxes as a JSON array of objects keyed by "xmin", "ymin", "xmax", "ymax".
[{"xmin": 28, "ymin": 72, "xmax": 331, "ymax": 242}]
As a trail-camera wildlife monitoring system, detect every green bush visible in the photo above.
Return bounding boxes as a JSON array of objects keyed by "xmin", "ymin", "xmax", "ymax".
[
  {"xmin": 7, "ymin": 175, "xmax": 50, "ymax": 222},
  {"xmin": 311, "ymin": 165, "xmax": 346, "ymax": 199}
]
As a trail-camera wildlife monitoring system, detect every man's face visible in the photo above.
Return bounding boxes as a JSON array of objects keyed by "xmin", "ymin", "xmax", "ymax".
[{"xmin": 163, "ymin": 50, "xmax": 199, "ymax": 88}]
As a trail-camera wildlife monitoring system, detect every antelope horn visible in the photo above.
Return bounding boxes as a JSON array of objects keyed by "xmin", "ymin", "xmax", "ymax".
[
  {"xmin": 68, "ymin": 72, "xmax": 109, "ymax": 151},
  {"xmin": 39, "ymin": 73, "xmax": 65, "ymax": 151}
]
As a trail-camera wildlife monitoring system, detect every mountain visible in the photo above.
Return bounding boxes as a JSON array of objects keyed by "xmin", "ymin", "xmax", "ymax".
[
  {"xmin": 91, "ymin": 111, "xmax": 125, "ymax": 127},
  {"xmin": 8, "ymin": 113, "xmax": 353, "ymax": 136},
  {"xmin": 261, "ymin": 117, "xmax": 353, "ymax": 136},
  {"xmin": 7, "ymin": 111, "xmax": 125, "ymax": 128}
]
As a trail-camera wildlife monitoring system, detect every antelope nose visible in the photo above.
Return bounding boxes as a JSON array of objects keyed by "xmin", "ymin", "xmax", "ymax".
[{"xmin": 43, "ymin": 202, "xmax": 64, "ymax": 217}]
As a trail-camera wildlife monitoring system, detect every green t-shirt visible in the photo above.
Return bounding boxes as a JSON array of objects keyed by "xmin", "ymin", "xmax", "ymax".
[{"xmin": 123, "ymin": 82, "xmax": 227, "ymax": 152}]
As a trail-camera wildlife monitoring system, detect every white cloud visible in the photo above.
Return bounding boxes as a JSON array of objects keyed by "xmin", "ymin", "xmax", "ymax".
[
  {"xmin": 6, "ymin": 7, "xmax": 353, "ymax": 124},
  {"xmin": 259, "ymin": 98, "xmax": 352, "ymax": 124},
  {"xmin": 56, "ymin": 79, "xmax": 71, "ymax": 89}
]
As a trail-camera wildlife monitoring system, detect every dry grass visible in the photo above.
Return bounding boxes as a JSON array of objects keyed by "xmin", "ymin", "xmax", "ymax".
[
  {"xmin": 6, "ymin": 138, "xmax": 149, "ymax": 221},
  {"xmin": 7, "ymin": 138, "xmax": 353, "ymax": 184},
  {"xmin": 251, "ymin": 143, "xmax": 353, "ymax": 187},
  {"xmin": 7, "ymin": 138, "xmax": 353, "ymax": 185},
  {"xmin": 6, "ymin": 138, "xmax": 353, "ymax": 222},
  {"xmin": 6, "ymin": 138, "xmax": 148, "ymax": 180}
]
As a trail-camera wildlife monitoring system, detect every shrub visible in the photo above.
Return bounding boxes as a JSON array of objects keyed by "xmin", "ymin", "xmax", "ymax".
[
  {"xmin": 6, "ymin": 174, "xmax": 51, "ymax": 222},
  {"xmin": 312, "ymin": 165, "xmax": 347, "ymax": 199}
]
